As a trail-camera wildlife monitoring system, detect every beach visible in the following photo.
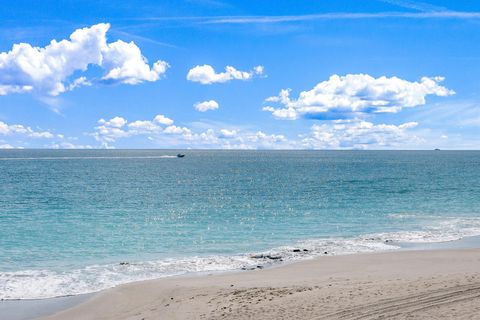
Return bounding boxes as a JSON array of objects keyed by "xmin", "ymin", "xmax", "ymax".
[
  {"xmin": 1, "ymin": 150, "xmax": 479, "ymax": 319},
  {"xmin": 1, "ymin": 0, "xmax": 479, "ymax": 316},
  {"xmin": 40, "ymin": 248, "xmax": 480, "ymax": 320}
]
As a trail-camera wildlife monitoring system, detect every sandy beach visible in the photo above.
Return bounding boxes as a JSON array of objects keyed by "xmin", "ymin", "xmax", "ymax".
[{"xmin": 40, "ymin": 248, "xmax": 480, "ymax": 320}]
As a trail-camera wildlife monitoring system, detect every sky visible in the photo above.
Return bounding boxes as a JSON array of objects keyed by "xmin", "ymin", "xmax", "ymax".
[{"xmin": 0, "ymin": 0, "xmax": 479, "ymax": 150}]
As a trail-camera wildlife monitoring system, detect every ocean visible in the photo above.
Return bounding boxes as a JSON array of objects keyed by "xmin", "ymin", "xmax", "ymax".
[{"xmin": 1, "ymin": 150, "xmax": 479, "ymax": 300}]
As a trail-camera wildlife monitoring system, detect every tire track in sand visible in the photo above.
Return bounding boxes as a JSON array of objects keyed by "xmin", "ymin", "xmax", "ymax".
[{"xmin": 314, "ymin": 283, "xmax": 480, "ymax": 320}]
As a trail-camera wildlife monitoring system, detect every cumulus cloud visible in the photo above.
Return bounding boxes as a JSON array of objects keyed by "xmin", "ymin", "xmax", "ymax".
[
  {"xmin": 0, "ymin": 116, "xmax": 424, "ymax": 150},
  {"xmin": 0, "ymin": 120, "xmax": 84, "ymax": 148},
  {"xmin": 194, "ymin": 100, "xmax": 219, "ymax": 112},
  {"xmin": 101, "ymin": 39, "xmax": 169, "ymax": 85},
  {"xmin": 91, "ymin": 114, "xmax": 292, "ymax": 149},
  {"xmin": 165, "ymin": 127, "xmax": 288, "ymax": 149},
  {"xmin": 0, "ymin": 23, "xmax": 168, "ymax": 96},
  {"xmin": 93, "ymin": 114, "xmax": 176, "ymax": 147},
  {"xmin": 98, "ymin": 116, "xmax": 127, "ymax": 128},
  {"xmin": 0, "ymin": 121, "xmax": 55, "ymax": 139},
  {"xmin": 219, "ymin": 129, "xmax": 237, "ymax": 138},
  {"xmin": 300, "ymin": 120, "xmax": 420, "ymax": 149},
  {"xmin": 186, "ymin": 64, "xmax": 264, "ymax": 84},
  {"xmin": 91, "ymin": 113, "xmax": 424, "ymax": 149},
  {"xmin": 263, "ymin": 74, "xmax": 454, "ymax": 120},
  {"xmin": 153, "ymin": 114, "xmax": 174, "ymax": 125},
  {"xmin": 163, "ymin": 125, "xmax": 192, "ymax": 135},
  {"xmin": 127, "ymin": 120, "xmax": 162, "ymax": 133}
]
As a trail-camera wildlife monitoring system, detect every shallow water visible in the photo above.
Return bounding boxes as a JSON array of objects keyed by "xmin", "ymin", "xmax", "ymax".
[{"xmin": 1, "ymin": 150, "xmax": 479, "ymax": 299}]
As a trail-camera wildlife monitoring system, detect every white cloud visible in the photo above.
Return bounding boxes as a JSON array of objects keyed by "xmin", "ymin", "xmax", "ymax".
[
  {"xmin": 248, "ymin": 131, "xmax": 287, "ymax": 147},
  {"xmin": 128, "ymin": 120, "xmax": 162, "ymax": 134},
  {"xmin": 263, "ymin": 74, "xmax": 454, "ymax": 120},
  {"xmin": 0, "ymin": 120, "xmax": 82, "ymax": 148},
  {"xmin": 98, "ymin": 116, "xmax": 127, "ymax": 128},
  {"xmin": 0, "ymin": 23, "xmax": 168, "ymax": 96},
  {"xmin": 91, "ymin": 114, "xmax": 293, "ymax": 149},
  {"xmin": 101, "ymin": 39, "xmax": 169, "ymax": 84},
  {"xmin": 94, "ymin": 117, "xmax": 130, "ymax": 145},
  {"xmin": 219, "ymin": 129, "xmax": 237, "ymax": 138},
  {"xmin": 300, "ymin": 120, "xmax": 420, "ymax": 149},
  {"xmin": 49, "ymin": 142, "xmax": 93, "ymax": 149},
  {"xmin": 93, "ymin": 114, "xmax": 174, "ymax": 147},
  {"xmin": 67, "ymin": 77, "xmax": 92, "ymax": 91},
  {"xmin": 153, "ymin": 114, "xmax": 174, "ymax": 125},
  {"xmin": 254, "ymin": 65, "xmax": 264, "ymax": 74},
  {"xmin": 194, "ymin": 100, "xmax": 219, "ymax": 112},
  {"xmin": 186, "ymin": 64, "xmax": 264, "ymax": 84},
  {"xmin": 163, "ymin": 125, "xmax": 192, "ymax": 135},
  {"xmin": 90, "ymin": 115, "xmax": 426, "ymax": 150},
  {"xmin": 0, "ymin": 121, "xmax": 55, "ymax": 139}
]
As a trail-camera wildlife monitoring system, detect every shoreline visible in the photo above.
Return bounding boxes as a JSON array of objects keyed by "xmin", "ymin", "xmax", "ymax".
[
  {"xmin": 1, "ymin": 236, "xmax": 480, "ymax": 320},
  {"xmin": 36, "ymin": 243, "xmax": 480, "ymax": 319},
  {"xmin": 39, "ymin": 248, "xmax": 480, "ymax": 320}
]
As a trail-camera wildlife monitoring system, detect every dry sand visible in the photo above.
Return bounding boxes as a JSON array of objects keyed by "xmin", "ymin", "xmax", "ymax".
[{"xmin": 41, "ymin": 248, "xmax": 480, "ymax": 320}]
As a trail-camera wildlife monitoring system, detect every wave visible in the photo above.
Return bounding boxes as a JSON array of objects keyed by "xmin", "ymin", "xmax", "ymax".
[
  {"xmin": 2, "ymin": 216, "xmax": 480, "ymax": 300},
  {"xmin": 0, "ymin": 239, "xmax": 397, "ymax": 300},
  {"xmin": 370, "ymin": 217, "xmax": 480, "ymax": 243}
]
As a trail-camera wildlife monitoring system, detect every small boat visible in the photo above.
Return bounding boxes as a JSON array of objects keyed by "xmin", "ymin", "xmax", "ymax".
[
  {"xmin": 177, "ymin": 154, "xmax": 185, "ymax": 158},
  {"xmin": 434, "ymin": 148, "xmax": 441, "ymax": 151}
]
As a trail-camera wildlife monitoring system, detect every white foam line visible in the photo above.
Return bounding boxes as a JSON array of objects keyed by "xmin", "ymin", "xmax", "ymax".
[
  {"xmin": 0, "ymin": 239, "xmax": 400, "ymax": 300},
  {"xmin": 3, "ymin": 216, "xmax": 480, "ymax": 300}
]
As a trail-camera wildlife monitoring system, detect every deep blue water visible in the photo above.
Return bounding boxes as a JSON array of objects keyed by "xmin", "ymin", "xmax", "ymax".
[{"xmin": 1, "ymin": 150, "xmax": 479, "ymax": 299}]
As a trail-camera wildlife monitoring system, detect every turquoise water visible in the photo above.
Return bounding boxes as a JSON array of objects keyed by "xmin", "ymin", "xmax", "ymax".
[{"xmin": 1, "ymin": 150, "xmax": 480, "ymax": 299}]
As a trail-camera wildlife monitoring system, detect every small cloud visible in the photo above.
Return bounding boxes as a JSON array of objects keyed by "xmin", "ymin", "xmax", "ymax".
[
  {"xmin": 153, "ymin": 114, "xmax": 174, "ymax": 125},
  {"xmin": 254, "ymin": 65, "xmax": 264, "ymax": 75},
  {"xmin": 98, "ymin": 116, "xmax": 127, "ymax": 128},
  {"xmin": 186, "ymin": 64, "xmax": 264, "ymax": 84},
  {"xmin": 194, "ymin": 100, "xmax": 219, "ymax": 112},
  {"xmin": 219, "ymin": 129, "xmax": 237, "ymax": 138}
]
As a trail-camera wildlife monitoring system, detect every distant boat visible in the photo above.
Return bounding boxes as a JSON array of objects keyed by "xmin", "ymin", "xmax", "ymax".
[
  {"xmin": 434, "ymin": 148, "xmax": 441, "ymax": 151},
  {"xmin": 177, "ymin": 154, "xmax": 185, "ymax": 158}
]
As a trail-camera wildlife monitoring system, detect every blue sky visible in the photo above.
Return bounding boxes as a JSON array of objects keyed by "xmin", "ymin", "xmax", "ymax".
[{"xmin": 0, "ymin": 0, "xmax": 479, "ymax": 149}]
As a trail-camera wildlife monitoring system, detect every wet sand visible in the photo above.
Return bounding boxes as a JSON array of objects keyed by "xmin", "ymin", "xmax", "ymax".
[{"xmin": 0, "ymin": 294, "xmax": 91, "ymax": 320}]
